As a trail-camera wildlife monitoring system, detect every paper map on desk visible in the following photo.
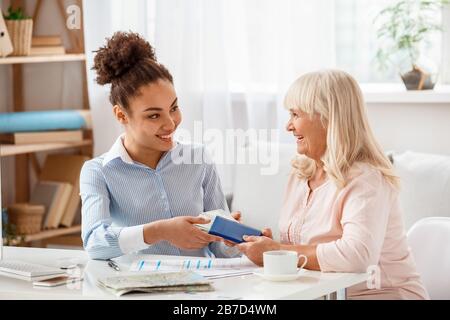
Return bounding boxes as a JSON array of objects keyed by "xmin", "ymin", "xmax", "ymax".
[
  {"xmin": 97, "ymin": 271, "xmax": 213, "ymax": 297},
  {"xmin": 129, "ymin": 257, "xmax": 259, "ymax": 279}
]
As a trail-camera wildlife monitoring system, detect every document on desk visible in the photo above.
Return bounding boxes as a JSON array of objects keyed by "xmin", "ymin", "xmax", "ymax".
[
  {"xmin": 98, "ymin": 271, "xmax": 213, "ymax": 297},
  {"xmin": 129, "ymin": 256, "xmax": 259, "ymax": 279}
]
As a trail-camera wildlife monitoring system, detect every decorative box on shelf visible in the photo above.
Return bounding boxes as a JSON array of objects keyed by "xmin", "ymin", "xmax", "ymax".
[{"xmin": 7, "ymin": 203, "xmax": 45, "ymax": 235}]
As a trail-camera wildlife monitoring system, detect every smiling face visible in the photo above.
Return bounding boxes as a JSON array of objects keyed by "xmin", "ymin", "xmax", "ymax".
[
  {"xmin": 286, "ymin": 109, "xmax": 327, "ymax": 161},
  {"xmin": 114, "ymin": 79, "xmax": 181, "ymax": 153}
]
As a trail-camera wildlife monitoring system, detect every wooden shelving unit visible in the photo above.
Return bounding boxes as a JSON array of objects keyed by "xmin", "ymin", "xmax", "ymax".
[
  {"xmin": 24, "ymin": 225, "xmax": 81, "ymax": 242},
  {"xmin": 1, "ymin": 0, "xmax": 91, "ymax": 246},
  {"xmin": 3, "ymin": 225, "xmax": 81, "ymax": 246},
  {"xmin": 0, "ymin": 139, "xmax": 92, "ymax": 157},
  {"xmin": 0, "ymin": 53, "xmax": 86, "ymax": 65}
]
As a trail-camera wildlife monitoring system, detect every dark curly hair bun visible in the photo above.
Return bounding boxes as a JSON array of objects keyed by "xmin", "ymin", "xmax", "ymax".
[
  {"xmin": 93, "ymin": 31, "xmax": 156, "ymax": 85},
  {"xmin": 93, "ymin": 31, "xmax": 173, "ymax": 109}
]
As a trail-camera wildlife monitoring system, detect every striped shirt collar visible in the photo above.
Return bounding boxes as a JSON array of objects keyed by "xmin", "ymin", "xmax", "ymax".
[
  {"xmin": 102, "ymin": 134, "xmax": 180, "ymax": 167},
  {"xmin": 102, "ymin": 134, "xmax": 133, "ymax": 167}
]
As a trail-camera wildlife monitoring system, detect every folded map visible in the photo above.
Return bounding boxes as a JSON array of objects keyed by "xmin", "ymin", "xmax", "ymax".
[{"xmin": 97, "ymin": 271, "xmax": 213, "ymax": 297}]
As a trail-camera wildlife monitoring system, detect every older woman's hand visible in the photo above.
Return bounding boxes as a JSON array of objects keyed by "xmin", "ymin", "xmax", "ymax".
[
  {"xmin": 261, "ymin": 228, "xmax": 273, "ymax": 239},
  {"xmin": 237, "ymin": 231, "xmax": 280, "ymax": 266}
]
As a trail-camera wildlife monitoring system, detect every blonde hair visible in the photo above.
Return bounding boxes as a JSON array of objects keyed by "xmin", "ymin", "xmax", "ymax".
[{"xmin": 284, "ymin": 69, "xmax": 399, "ymax": 189}]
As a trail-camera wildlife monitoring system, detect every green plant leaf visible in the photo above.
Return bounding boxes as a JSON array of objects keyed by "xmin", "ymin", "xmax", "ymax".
[
  {"xmin": 4, "ymin": 5, "xmax": 30, "ymax": 20},
  {"xmin": 373, "ymin": 0, "xmax": 445, "ymax": 71}
]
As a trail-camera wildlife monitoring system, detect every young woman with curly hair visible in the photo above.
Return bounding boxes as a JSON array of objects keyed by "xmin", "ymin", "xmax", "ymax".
[{"xmin": 80, "ymin": 32, "xmax": 239, "ymax": 260}]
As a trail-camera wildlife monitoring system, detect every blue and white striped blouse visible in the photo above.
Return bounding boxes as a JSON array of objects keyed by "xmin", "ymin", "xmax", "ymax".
[{"xmin": 80, "ymin": 135, "xmax": 238, "ymax": 260}]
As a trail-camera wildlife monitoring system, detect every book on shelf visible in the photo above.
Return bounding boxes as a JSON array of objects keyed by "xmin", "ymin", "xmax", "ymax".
[
  {"xmin": 30, "ymin": 45, "xmax": 66, "ymax": 56},
  {"xmin": 30, "ymin": 181, "xmax": 73, "ymax": 229},
  {"xmin": 0, "ymin": 130, "xmax": 83, "ymax": 145},
  {"xmin": 39, "ymin": 154, "xmax": 89, "ymax": 227},
  {"xmin": 32, "ymin": 35, "xmax": 63, "ymax": 47}
]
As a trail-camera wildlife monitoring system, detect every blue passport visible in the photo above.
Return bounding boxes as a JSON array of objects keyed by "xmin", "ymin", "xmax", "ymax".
[{"xmin": 208, "ymin": 215, "xmax": 262, "ymax": 243}]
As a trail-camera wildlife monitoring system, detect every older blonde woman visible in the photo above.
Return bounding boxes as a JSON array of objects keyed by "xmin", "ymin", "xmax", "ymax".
[{"xmin": 237, "ymin": 70, "xmax": 429, "ymax": 300}]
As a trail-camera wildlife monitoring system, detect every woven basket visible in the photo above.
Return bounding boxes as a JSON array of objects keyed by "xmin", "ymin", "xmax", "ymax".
[
  {"xmin": 7, "ymin": 203, "xmax": 45, "ymax": 235},
  {"xmin": 5, "ymin": 19, "xmax": 33, "ymax": 56}
]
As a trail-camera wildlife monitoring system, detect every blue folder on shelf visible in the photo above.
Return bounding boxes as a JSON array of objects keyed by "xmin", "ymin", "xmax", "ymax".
[{"xmin": 208, "ymin": 215, "xmax": 262, "ymax": 244}]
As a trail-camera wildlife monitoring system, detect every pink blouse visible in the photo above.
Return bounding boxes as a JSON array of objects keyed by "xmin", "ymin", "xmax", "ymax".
[{"xmin": 279, "ymin": 162, "xmax": 429, "ymax": 299}]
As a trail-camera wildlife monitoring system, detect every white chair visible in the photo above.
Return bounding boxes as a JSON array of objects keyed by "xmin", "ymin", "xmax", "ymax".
[
  {"xmin": 407, "ymin": 217, "xmax": 450, "ymax": 299},
  {"xmin": 393, "ymin": 151, "xmax": 450, "ymax": 230}
]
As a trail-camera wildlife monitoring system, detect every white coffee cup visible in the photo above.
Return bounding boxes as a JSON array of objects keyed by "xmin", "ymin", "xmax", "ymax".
[{"xmin": 263, "ymin": 250, "xmax": 308, "ymax": 275}]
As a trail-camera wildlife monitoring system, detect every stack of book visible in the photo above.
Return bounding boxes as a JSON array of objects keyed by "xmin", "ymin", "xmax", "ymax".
[
  {"xmin": 0, "ymin": 109, "xmax": 92, "ymax": 145},
  {"xmin": 29, "ymin": 154, "xmax": 89, "ymax": 229},
  {"xmin": 30, "ymin": 181, "xmax": 73, "ymax": 229},
  {"xmin": 30, "ymin": 35, "xmax": 65, "ymax": 56},
  {"xmin": 0, "ymin": 130, "xmax": 83, "ymax": 145}
]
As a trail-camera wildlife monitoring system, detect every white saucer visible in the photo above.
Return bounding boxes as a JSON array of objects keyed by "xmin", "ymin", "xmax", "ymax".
[{"xmin": 253, "ymin": 269, "xmax": 302, "ymax": 282}]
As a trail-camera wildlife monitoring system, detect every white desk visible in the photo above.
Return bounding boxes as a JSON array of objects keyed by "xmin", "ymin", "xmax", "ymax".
[{"xmin": 0, "ymin": 247, "xmax": 368, "ymax": 300}]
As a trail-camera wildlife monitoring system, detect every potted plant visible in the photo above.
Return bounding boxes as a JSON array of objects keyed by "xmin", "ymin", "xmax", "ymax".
[
  {"xmin": 374, "ymin": 0, "xmax": 449, "ymax": 90},
  {"xmin": 3, "ymin": 6, "xmax": 33, "ymax": 56}
]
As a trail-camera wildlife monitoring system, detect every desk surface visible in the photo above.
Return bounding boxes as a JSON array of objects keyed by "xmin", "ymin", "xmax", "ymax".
[{"xmin": 0, "ymin": 247, "xmax": 368, "ymax": 300}]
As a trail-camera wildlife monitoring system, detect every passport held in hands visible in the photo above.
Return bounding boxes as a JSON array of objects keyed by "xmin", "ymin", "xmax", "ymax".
[{"xmin": 195, "ymin": 209, "xmax": 262, "ymax": 243}]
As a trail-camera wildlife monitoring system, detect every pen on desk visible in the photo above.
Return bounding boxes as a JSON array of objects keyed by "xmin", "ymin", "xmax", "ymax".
[{"xmin": 107, "ymin": 259, "xmax": 120, "ymax": 271}]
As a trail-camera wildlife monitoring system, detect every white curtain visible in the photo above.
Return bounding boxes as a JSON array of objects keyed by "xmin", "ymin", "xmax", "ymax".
[
  {"xmin": 153, "ymin": 0, "xmax": 335, "ymax": 140},
  {"xmin": 83, "ymin": 0, "xmax": 151, "ymax": 157},
  {"xmin": 83, "ymin": 0, "xmax": 335, "ymax": 190}
]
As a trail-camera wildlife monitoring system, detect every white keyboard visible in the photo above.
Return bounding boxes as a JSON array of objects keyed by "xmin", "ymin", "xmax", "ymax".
[{"xmin": 0, "ymin": 260, "xmax": 64, "ymax": 277}]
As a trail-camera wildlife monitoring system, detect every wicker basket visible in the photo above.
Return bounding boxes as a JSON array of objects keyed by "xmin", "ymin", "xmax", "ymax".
[
  {"xmin": 7, "ymin": 203, "xmax": 45, "ymax": 235},
  {"xmin": 5, "ymin": 19, "xmax": 33, "ymax": 56}
]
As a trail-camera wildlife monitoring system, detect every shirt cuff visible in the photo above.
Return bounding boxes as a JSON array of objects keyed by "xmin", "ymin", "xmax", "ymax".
[{"xmin": 118, "ymin": 225, "xmax": 149, "ymax": 254}]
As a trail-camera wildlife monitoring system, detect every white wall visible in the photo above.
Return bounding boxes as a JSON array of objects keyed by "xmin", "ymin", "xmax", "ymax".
[
  {"xmin": 277, "ymin": 97, "xmax": 450, "ymax": 156},
  {"xmin": 367, "ymin": 102, "xmax": 450, "ymax": 156}
]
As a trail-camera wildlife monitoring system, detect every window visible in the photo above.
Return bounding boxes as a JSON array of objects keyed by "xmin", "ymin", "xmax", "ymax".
[
  {"xmin": 335, "ymin": 0, "xmax": 445, "ymax": 83},
  {"xmin": 147, "ymin": 0, "xmax": 449, "ymax": 87}
]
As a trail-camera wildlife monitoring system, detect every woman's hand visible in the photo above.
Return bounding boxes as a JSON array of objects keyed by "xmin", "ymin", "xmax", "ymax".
[
  {"xmin": 237, "ymin": 233, "xmax": 281, "ymax": 266},
  {"xmin": 231, "ymin": 211, "xmax": 242, "ymax": 222},
  {"xmin": 261, "ymin": 228, "xmax": 273, "ymax": 239},
  {"xmin": 144, "ymin": 216, "xmax": 223, "ymax": 250}
]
